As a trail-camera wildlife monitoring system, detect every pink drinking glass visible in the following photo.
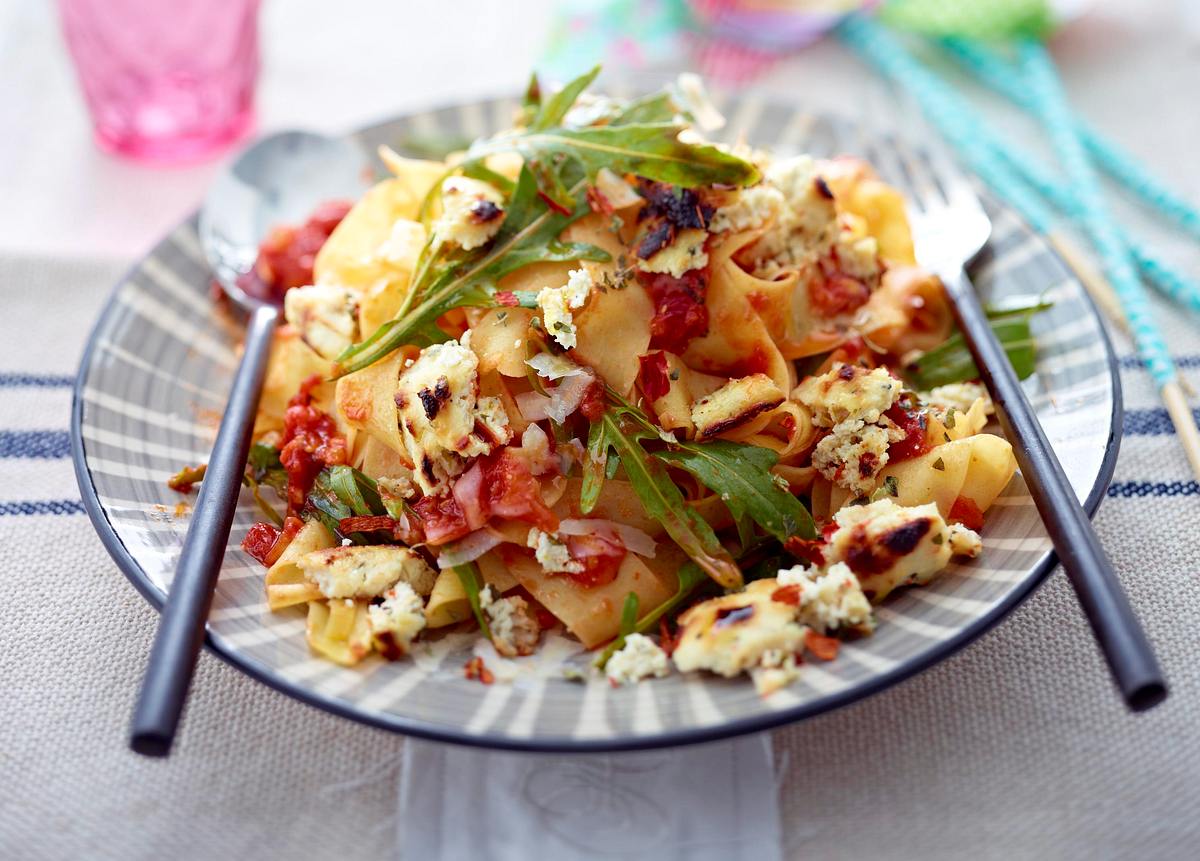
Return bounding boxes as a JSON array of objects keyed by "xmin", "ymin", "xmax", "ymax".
[{"xmin": 58, "ymin": 0, "xmax": 261, "ymax": 164}]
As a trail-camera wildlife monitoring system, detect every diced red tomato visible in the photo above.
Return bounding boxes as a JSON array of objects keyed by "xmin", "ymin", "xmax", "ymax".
[
  {"xmin": 242, "ymin": 522, "xmax": 280, "ymax": 565},
  {"xmin": 805, "ymin": 630, "xmax": 840, "ymax": 661},
  {"xmin": 884, "ymin": 403, "xmax": 931, "ymax": 462},
  {"xmin": 638, "ymin": 351, "xmax": 671, "ymax": 402},
  {"xmin": 243, "ymin": 515, "xmax": 302, "ymax": 567},
  {"xmin": 483, "ymin": 448, "xmax": 559, "ymax": 532},
  {"xmin": 237, "ymin": 200, "xmax": 352, "ymax": 303},
  {"xmin": 771, "ymin": 584, "xmax": 802, "ymax": 605},
  {"xmin": 639, "ymin": 269, "xmax": 709, "ymax": 354},
  {"xmin": 949, "ymin": 496, "xmax": 985, "ymax": 531},
  {"xmin": 578, "ymin": 380, "xmax": 607, "ymax": 423},
  {"xmin": 412, "ymin": 493, "xmax": 471, "ymax": 546},
  {"xmin": 280, "ymin": 374, "xmax": 348, "ymax": 513},
  {"xmin": 783, "ymin": 535, "xmax": 826, "ymax": 567},
  {"xmin": 810, "ymin": 272, "xmax": 871, "ymax": 318},
  {"xmin": 564, "ymin": 531, "xmax": 627, "ymax": 589}
]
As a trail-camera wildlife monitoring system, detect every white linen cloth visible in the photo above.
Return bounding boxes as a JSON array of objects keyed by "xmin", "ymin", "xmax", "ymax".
[{"xmin": 3, "ymin": 1, "xmax": 1200, "ymax": 859}]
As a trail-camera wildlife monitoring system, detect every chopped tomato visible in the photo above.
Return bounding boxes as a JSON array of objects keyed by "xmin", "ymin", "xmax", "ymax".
[
  {"xmin": 243, "ymin": 515, "xmax": 302, "ymax": 567},
  {"xmin": 564, "ymin": 531, "xmax": 626, "ymax": 588},
  {"xmin": 771, "ymin": 583, "xmax": 802, "ymax": 605},
  {"xmin": 464, "ymin": 656, "xmax": 494, "ymax": 684},
  {"xmin": 493, "ymin": 290, "xmax": 519, "ymax": 307},
  {"xmin": 236, "ymin": 199, "xmax": 351, "ymax": 303},
  {"xmin": 884, "ymin": 403, "xmax": 930, "ymax": 462},
  {"xmin": 280, "ymin": 374, "xmax": 348, "ymax": 513},
  {"xmin": 804, "ymin": 630, "xmax": 840, "ymax": 661},
  {"xmin": 784, "ymin": 535, "xmax": 826, "ymax": 567},
  {"xmin": 242, "ymin": 522, "xmax": 280, "ymax": 565},
  {"xmin": 639, "ymin": 269, "xmax": 709, "ymax": 354},
  {"xmin": 578, "ymin": 380, "xmax": 607, "ymax": 422},
  {"xmin": 638, "ymin": 351, "xmax": 671, "ymax": 402},
  {"xmin": 483, "ymin": 448, "xmax": 559, "ymax": 532},
  {"xmin": 412, "ymin": 493, "xmax": 471, "ymax": 545},
  {"xmin": 949, "ymin": 496, "xmax": 985, "ymax": 531},
  {"xmin": 810, "ymin": 272, "xmax": 871, "ymax": 318}
]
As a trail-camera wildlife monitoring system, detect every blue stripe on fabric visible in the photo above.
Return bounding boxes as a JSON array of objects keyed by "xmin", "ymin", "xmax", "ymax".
[
  {"xmin": 1123, "ymin": 408, "xmax": 1200, "ymax": 436},
  {"xmin": 0, "ymin": 430, "xmax": 71, "ymax": 458},
  {"xmin": 1118, "ymin": 355, "xmax": 1200, "ymax": 371},
  {"xmin": 0, "ymin": 372, "xmax": 74, "ymax": 387},
  {"xmin": 0, "ymin": 499, "xmax": 85, "ymax": 516},
  {"xmin": 1107, "ymin": 481, "xmax": 1200, "ymax": 498}
]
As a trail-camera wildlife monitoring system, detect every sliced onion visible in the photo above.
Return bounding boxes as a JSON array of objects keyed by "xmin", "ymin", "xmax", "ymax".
[
  {"xmin": 558, "ymin": 518, "xmax": 657, "ymax": 558},
  {"xmin": 518, "ymin": 423, "xmax": 556, "ymax": 476},
  {"xmin": 436, "ymin": 528, "xmax": 504, "ymax": 569},
  {"xmin": 526, "ymin": 352, "xmax": 585, "ymax": 380},
  {"xmin": 515, "ymin": 371, "xmax": 594, "ymax": 424},
  {"xmin": 452, "ymin": 461, "xmax": 487, "ymax": 531}
]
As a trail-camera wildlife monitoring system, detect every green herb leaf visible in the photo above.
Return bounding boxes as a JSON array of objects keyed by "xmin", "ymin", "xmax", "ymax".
[
  {"xmin": 589, "ymin": 400, "xmax": 742, "ymax": 589},
  {"xmin": 307, "ymin": 466, "xmax": 389, "ymax": 544},
  {"xmin": 530, "ymin": 65, "xmax": 601, "ymax": 130},
  {"xmin": 904, "ymin": 300, "xmax": 1049, "ymax": 389},
  {"xmin": 654, "ymin": 440, "xmax": 817, "ymax": 543},
  {"xmin": 470, "ymin": 122, "xmax": 760, "ymax": 197},
  {"xmin": 453, "ymin": 562, "xmax": 491, "ymax": 637},
  {"xmin": 333, "ymin": 162, "xmax": 608, "ymax": 376},
  {"xmin": 619, "ymin": 592, "xmax": 639, "ymax": 637}
]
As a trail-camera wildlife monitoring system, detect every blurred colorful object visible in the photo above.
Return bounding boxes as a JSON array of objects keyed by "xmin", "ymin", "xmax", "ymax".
[
  {"xmin": 879, "ymin": 0, "xmax": 1054, "ymax": 38},
  {"xmin": 542, "ymin": 0, "xmax": 877, "ymax": 83},
  {"xmin": 58, "ymin": 0, "xmax": 260, "ymax": 165}
]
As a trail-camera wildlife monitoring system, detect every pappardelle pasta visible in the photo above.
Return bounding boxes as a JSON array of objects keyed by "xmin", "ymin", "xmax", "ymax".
[{"xmin": 188, "ymin": 69, "xmax": 1029, "ymax": 694}]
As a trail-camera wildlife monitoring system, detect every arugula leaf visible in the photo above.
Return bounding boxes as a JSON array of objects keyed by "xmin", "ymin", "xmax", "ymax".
[
  {"xmin": 904, "ymin": 299, "xmax": 1050, "ymax": 390},
  {"xmin": 469, "ymin": 123, "xmax": 759, "ymax": 201},
  {"xmin": 453, "ymin": 562, "xmax": 491, "ymax": 638},
  {"xmin": 619, "ymin": 592, "xmax": 640, "ymax": 636},
  {"xmin": 587, "ymin": 405, "xmax": 742, "ymax": 589},
  {"xmin": 326, "ymin": 465, "xmax": 386, "ymax": 516},
  {"xmin": 307, "ymin": 466, "xmax": 388, "ymax": 544},
  {"xmin": 333, "ymin": 162, "xmax": 608, "ymax": 376},
  {"xmin": 655, "ymin": 440, "xmax": 817, "ymax": 544},
  {"xmin": 530, "ymin": 65, "xmax": 601, "ymax": 130},
  {"xmin": 609, "ymin": 92, "xmax": 678, "ymax": 126}
]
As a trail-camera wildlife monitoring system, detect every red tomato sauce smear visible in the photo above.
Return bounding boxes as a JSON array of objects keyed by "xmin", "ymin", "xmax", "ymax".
[{"xmin": 236, "ymin": 200, "xmax": 352, "ymax": 303}]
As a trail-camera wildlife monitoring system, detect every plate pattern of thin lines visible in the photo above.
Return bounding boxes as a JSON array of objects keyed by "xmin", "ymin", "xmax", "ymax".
[{"xmin": 72, "ymin": 94, "xmax": 1119, "ymax": 751}]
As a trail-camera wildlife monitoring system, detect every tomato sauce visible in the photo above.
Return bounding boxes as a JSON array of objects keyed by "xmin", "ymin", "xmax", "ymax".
[
  {"xmin": 280, "ymin": 375, "xmax": 349, "ymax": 513},
  {"xmin": 949, "ymin": 496, "xmax": 985, "ymax": 531},
  {"xmin": 237, "ymin": 200, "xmax": 352, "ymax": 303},
  {"xmin": 884, "ymin": 403, "xmax": 931, "ymax": 462},
  {"xmin": 638, "ymin": 269, "xmax": 709, "ymax": 355}
]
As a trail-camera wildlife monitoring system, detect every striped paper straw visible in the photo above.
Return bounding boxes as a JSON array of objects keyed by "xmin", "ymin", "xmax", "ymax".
[
  {"xmin": 941, "ymin": 36, "xmax": 1200, "ymax": 243},
  {"xmin": 1017, "ymin": 40, "xmax": 1174, "ymax": 386},
  {"xmin": 1018, "ymin": 39, "xmax": 1200, "ymax": 481},
  {"xmin": 837, "ymin": 17, "xmax": 1130, "ymax": 328}
]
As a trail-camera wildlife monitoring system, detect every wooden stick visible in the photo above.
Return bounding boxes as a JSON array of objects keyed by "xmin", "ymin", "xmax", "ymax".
[
  {"xmin": 1047, "ymin": 231, "xmax": 1131, "ymax": 337},
  {"xmin": 1161, "ymin": 381, "xmax": 1200, "ymax": 485}
]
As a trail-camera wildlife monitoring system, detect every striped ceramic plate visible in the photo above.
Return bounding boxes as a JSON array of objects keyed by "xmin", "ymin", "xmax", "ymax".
[{"xmin": 71, "ymin": 95, "xmax": 1120, "ymax": 751}]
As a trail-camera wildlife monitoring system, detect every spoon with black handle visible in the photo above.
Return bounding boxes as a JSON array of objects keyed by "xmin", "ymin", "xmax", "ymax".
[{"xmin": 129, "ymin": 131, "xmax": 368, "ymax": 756}]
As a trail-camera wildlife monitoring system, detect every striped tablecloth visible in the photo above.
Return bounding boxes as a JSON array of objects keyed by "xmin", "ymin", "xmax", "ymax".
[{"xmin": 3, "ymin": 239, "xmax": 1199, "ymax": 859}]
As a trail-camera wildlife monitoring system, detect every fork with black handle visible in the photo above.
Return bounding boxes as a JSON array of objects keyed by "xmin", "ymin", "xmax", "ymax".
[{"xmin": 891, "ymin": 135, "xmax": 1166, "ymax": 711}]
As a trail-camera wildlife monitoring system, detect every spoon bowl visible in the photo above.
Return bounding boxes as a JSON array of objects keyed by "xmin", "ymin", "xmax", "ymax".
[{"xmin": 198, "ymin": 130, "xmax": 370, "ymax": 308}]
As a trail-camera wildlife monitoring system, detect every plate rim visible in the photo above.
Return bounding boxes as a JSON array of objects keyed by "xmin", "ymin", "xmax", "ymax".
[{"xmin": 70, "ymin": 118, "xmax": 1125, "ymax": 754}]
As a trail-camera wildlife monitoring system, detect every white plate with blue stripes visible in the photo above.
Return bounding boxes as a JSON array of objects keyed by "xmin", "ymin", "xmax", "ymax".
[{"xmin": 71, "ymin": 95, "xmax": 1121, "ymax": 751}]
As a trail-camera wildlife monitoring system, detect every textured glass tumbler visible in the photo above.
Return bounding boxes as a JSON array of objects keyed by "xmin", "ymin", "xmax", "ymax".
[{"xmin": 58, "ymin": 0, "xmax": 261, "ymax": 164}]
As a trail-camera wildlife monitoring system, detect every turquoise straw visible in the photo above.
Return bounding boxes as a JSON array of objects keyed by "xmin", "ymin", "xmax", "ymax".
[
  {"xmin": 940, "ymin": 37, "xmax": 1200, "ymax": 243},
  {"xmin": 1016, "ymin": 40, "xmax": 1175, "ymax": 388},
  {"xmin": 837, "ymin": 17, "xmax": 1200, "ymax": 321},
  {"xmin": 838, "ymin": 15, "xmax": 1181, "ymax": 388}
]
